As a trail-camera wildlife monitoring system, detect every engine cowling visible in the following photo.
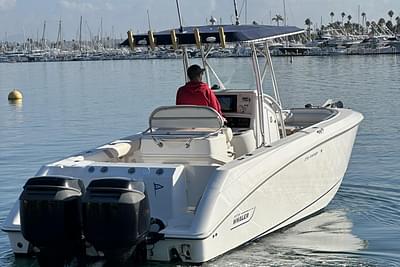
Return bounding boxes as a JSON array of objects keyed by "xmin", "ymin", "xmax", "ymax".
[
  {"xmin": 82, "ymin": 178, "xmax": 150, "ymax": 263},
  {"xmin": 19, "ymin": 176, "xmax": 85, "ymax": 266}
]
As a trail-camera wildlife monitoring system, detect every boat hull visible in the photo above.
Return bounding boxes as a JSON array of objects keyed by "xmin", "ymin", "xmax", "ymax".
[{"xmin": 148, "ymin": 111, "xmax": 361, "ymax": 263}]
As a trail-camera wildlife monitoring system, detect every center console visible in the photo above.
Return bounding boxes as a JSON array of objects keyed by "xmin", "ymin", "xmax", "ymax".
[{"xmin": 216, "ymin": 90, "xmax": 258, "ymax": 156}]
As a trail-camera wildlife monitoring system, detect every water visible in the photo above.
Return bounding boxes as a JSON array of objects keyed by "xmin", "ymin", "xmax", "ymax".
[{"xmin": 0, "ymin": 56, "xmax": 399, "ymax": 266}]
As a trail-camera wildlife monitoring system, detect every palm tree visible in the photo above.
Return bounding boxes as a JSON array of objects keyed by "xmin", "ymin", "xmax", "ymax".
[
  {"xmin": 386, "ymin": 20, "xmax": 394, "ymax": 32},
  {"xmin": 305, "ymin": 18, "xmax": 312, "ymax": 36},
  {"xmin": 370, "ymin": 21, "xmax": 378, "ymax": 35},
  {"xmin": 346, "ymin": 15, "xmax": 353, "ymax": 33},
  {"xmin": 341, "ymin": 12, "xmax": 346, "ymax": 24},
  {"xmin": 347, "ymin": 15, "xmax": 352, "ymax": 23},
  {"xmin": 388, "ymin": 10, "xmax": 394, "ymax": 21},
  {"xmin": 330, "ymin": 12, "xmax": 335, "ymax": 23},
  {"xmin": 272, "ymin": 14, "xmax": 284, "ymax": 26},
  {"xmin": 361, "ymin": 12, "xmax": 366, "ymax": 27},
  {"xmin": 366, "ymin": 21, "xmax": 371, "ymax": 34},
  {"xmin": 396, "ymin": 16, "xmax": 400, "ymax": 33}
]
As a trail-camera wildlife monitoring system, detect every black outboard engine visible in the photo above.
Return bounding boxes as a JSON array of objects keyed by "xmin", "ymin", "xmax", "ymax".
[
  {"xmin": 19, "ymin": 176, "xmax": 85, "ymax": 267},
  {"xmin": 82, "ymin": 178, "xmax": 150, "ymax": 265}
]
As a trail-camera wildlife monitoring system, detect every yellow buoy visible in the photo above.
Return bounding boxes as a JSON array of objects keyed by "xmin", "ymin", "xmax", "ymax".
[{"xmin": 8, "ymin": 89, "xmax": 23, "ymax": 100}]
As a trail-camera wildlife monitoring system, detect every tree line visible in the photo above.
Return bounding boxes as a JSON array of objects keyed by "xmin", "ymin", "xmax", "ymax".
[{"xmin": 271, "ymin": 10, "xmax": 400, "ymax": 36}]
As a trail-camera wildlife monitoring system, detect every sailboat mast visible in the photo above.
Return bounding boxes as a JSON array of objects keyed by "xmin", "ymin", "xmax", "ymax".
[
  {"xmin": 245, "ymin": 0, "xmax": 248, "ymax": 24},
  {"xmin": 100, "ymin": 17, "xmax": 103, "ymax": 44},
  {"xmin": 56, "ymin": 20, "xmax": 62, "ymax": 49},
  {"xmin": 79, "ymin": 16, "xmax": 83, "ymax": 51},
  {"xmin": 147, "ymin": 9, "xmax": 152, "ymax": 31},
  {"xmin": 41, "ymin": 20, "xmax": 46, "ymax": 48},
  {"xmin": 283, "ymin": 0, "xmax": 287, "ymax": 26}
]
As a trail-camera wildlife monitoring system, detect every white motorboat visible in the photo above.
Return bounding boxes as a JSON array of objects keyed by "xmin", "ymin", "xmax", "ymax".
[{"xmin": 2, "ymin": 24, "xmax": 363, "ymax": 265}]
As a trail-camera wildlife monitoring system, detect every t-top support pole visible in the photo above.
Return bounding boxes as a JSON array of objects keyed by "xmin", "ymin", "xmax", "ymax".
[{"xmin": 251, "ymin": 43, "xmax": 267, "ymax": 147}]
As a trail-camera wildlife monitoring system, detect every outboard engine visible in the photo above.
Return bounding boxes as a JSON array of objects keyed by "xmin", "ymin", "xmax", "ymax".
[
  {"xmin": 82, "ymin": 178, "xmax": 150, "ymax": 265},
  {"xmin": 19, "ymin": 176, "xmax": 85, "ymax": 267}
]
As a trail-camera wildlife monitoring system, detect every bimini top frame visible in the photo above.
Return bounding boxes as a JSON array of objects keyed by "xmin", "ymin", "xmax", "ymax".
[{"xmin": 121, "ymin": 24, "xmax": 304, "ymax": 147}]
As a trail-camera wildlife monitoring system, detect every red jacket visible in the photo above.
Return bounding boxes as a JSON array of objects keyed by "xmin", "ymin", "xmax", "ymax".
[{"xmin": 176, "ymin": 81, "xmax": 222, "ymax": 115}]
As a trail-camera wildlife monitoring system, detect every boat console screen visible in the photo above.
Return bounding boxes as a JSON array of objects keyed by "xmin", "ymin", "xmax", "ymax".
[{"xmin": 217, "ymin": 95, "xmax": 237, "ymax": 113}]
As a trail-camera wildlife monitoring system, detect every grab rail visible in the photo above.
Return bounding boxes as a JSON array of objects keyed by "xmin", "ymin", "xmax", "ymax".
[{"xmin": 263, "ymin": 95, "xmax": 287, "ymax": 138}]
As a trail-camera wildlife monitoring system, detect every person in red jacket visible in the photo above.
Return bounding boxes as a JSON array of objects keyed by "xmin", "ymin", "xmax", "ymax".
[{"xmin": 176, "ymin": 64, "xmax": 223, "ymax": 115}]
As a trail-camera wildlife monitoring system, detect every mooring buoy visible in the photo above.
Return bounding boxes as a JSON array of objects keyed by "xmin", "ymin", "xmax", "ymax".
[{"xmin": 8, "ymin": 89, "xmax": 23, "ymax": 100}]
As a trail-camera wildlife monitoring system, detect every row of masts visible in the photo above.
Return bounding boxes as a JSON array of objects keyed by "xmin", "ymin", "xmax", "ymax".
[
  {"xmin": 19, "ymin": 16, "xmax": 115, "ymax": 51},
  {"xmin": 0, "ymin": 0, "xmax": 297, "ymax": 48}
]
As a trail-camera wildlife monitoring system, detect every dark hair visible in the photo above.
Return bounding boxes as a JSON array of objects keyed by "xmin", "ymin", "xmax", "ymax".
[{"xmin": 187, "ymin": 64, "xmax": 205, "ymax": 80}]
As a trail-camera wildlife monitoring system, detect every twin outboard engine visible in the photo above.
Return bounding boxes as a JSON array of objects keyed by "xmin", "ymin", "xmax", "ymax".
[
  {"xmin": 83, "ymin": 178, "xmax": 150, "ymax": 264},
  {"xmin": 19, "ymin": 176, "xmax": 150, "ymax": 266},
  {"xmin": 19, "ymin": 176, "xmax": 85, "ymax": 266}
]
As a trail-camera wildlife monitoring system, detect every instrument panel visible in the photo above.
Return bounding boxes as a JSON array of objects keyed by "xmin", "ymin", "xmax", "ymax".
[
  {"xmin": 217, "ymin": 92, "xmax": 255, "ymax": 129},
  {"xmin": 217, "ymin": 93, "xmax": 253, "ymax": 115}
]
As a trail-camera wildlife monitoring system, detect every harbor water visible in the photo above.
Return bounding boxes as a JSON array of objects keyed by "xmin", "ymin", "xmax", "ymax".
[{"xmin": 0, "ymin": 56, "xmax": 399, "ymax": 266}]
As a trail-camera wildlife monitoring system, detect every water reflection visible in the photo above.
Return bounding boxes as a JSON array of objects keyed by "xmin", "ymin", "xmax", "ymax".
[
  {"xmin": 8, "ymin": 99, "xmax": 23, "ymax": 108},
  {"xmin": 209, "ymin": 209, "xmax": 367, "ymax": 266},
  {"xmin": 7, "ymin": 99, "xmax": 24, "ymax": 124},
  {"xmin": 265, "ymin": 210, "xmax": 366, "ymax": 252}
]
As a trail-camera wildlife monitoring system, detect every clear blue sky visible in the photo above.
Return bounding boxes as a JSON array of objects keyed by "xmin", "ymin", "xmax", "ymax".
[{"xmin": 0, "ymin": 0, "xmax": 399, "ymax": 41}]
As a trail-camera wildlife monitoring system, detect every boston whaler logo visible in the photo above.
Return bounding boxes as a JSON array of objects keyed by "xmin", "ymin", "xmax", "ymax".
[
  {"xmin": 231, "ymin": 207, "xmax": 255, "ymax": 230},
  {"xmin": 153, "ymin": 183, "xmax": 164, "ymax": 195}
]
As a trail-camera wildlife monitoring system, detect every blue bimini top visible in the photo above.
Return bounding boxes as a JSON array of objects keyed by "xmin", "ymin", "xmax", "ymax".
[{"xmin": 121, "ymin": 24, "xmax": 304, "ymax": 47}]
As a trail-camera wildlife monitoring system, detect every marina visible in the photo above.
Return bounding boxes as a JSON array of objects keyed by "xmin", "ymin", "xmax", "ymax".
[
  {"xmin": 1, "ymin": 34, "xmax": 400, "ymax": 63},
  {"xmin": 1, "ymin": 13, "xmax": 400, "ymax": 63}
]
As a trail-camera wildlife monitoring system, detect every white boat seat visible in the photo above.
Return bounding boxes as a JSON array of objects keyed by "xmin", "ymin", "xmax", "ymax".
[
  {"xmin": 231, "ymin": 129, "xmax": 256, "ymax": 157},
  {"xmin": 138, "ymin": 105, "xmax": 234, "ymax": 165},
  {"xmin": 149, "ymin": 105, "xmax": 225, "ymax": 130}
]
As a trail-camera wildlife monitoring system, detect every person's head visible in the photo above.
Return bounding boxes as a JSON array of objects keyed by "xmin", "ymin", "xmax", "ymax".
[{"xmin": 187, "ymin": 64, "xmax": 205, "ymax": 82}]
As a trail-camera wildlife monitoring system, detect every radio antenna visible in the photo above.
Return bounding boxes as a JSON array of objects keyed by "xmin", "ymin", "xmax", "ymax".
[
  {"xmin": 175, "ymin": 0, "xmax": 184, "ymax": 32},
  {"xmin": 233, "ymin": 0, "xmax": 240, "ymax": 25}
]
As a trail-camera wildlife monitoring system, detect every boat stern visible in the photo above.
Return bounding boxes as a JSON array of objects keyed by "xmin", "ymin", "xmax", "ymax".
[{"xmin": 1, "ymin": 202, "xmax": 30, "ymax": 254}]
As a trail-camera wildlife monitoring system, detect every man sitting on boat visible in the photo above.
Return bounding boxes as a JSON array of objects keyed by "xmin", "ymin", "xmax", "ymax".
[{"xmin": 176, "ymin": 64, "xmax": 223, "ymax": 115}]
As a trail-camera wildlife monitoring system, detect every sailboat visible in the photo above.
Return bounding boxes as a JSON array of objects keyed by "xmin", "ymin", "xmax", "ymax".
[{"xmin": 2, "ymin": 21, "xmax": 363, "ymax": 267}]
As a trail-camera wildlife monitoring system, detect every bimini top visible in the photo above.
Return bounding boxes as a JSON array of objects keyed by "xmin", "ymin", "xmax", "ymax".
[{"xmin": 121, "ymin": 24, "xmax": 303, "ymax": 47}]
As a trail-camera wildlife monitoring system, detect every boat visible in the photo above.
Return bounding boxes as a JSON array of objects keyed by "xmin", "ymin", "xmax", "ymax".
[{"xmin": 2, "ymin": 24, "xmax": 363, "ymax": 265}]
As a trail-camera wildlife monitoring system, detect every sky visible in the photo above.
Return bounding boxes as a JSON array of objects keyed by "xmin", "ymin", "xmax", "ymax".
[{"xmin": 0, "ymin": 0, "xmax": 399, "ymax": 41}]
